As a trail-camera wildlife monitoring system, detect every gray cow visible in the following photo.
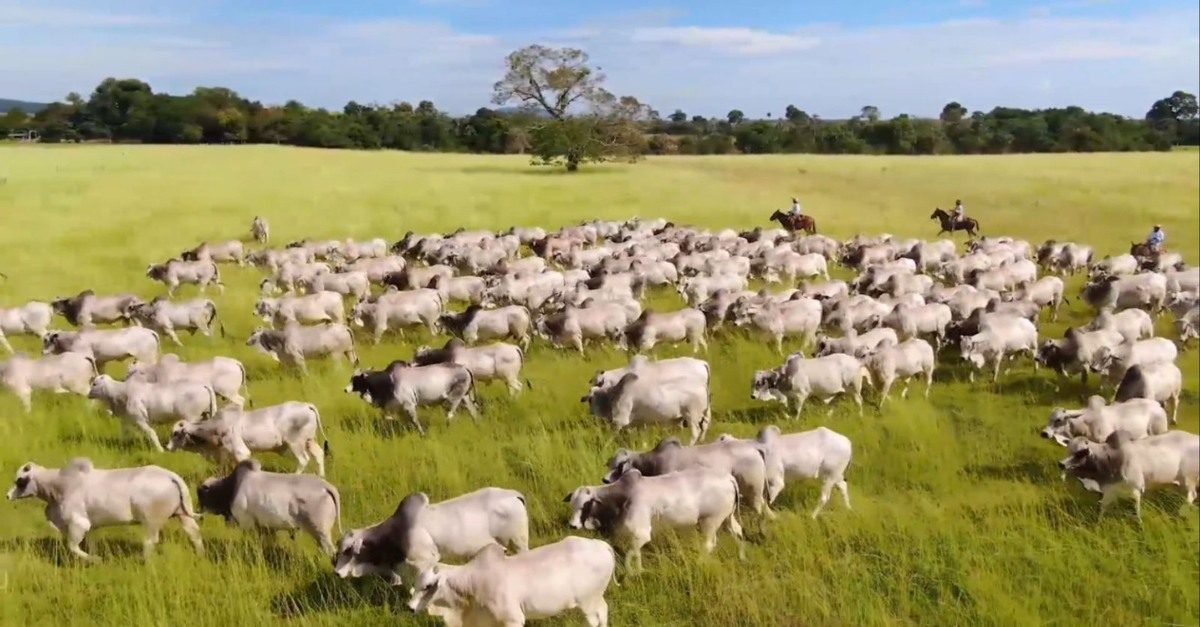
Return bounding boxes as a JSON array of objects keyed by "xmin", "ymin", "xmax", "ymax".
[
  {"xmin": 51, "ymin": 290, "xmax": 144, "ymax": 328},
  {"xmin": 7, "ymin": 458, "xmax": 204, "ymax": 560},
  {"xmin": 42, "ymin": 327, "xmax": 159, "ymax": 370},
  {"xmin": 0, "ymin": 352, "xmax": 96, "ymax": 411},
  {"xmin": 246, "ymin": 323, "xmax": 357, "ymax": 373},
  {"xmin": 1041, "ymin": 396, "xmax": 1169, "ymax": 446},
  {"xmin": 146, "ymin": 259, "xmax": 223, "ymax": 295},
  {"xmin": 167, "ymin": 401, "xmax": 327, "ymax": 475},
  {"xmin": 625, "ymin": 308, "xmax": 707, "ymax": 353},
  {"xmin": 413, "ymin": 339, "xmax": 526, "ymax": 396},
  {"xmin": 334, "ymin": 489, "xmax": 529, "ymax": 584},
  {"xmin": 584, "ymin": 372, "xmax": 711, "ymax": 444},
  {"xmin": 1059, "ymin": 431, "xmax": 1198, "ymax": 518},
  {"xmin": 351, "ymin": 288, "xmax": 443, "ymax": 341},
  {"xmin": 346, "ymin": 361, "xmax": 477, "ymax": 434},
  {"xmin": 604, "ymin": 436, "xmax": 777, "ymax": 518},
  {"xmin": 197, "ymin": 460, "xmax": 341, "ymax": 555},
  {"xmin": 256, "ymin": 291, "xmax": 344, "ymax": 327},
  {"xmin": 180, "ymin": 240, "xmax": 245, "ymax": 265},
  {"xmin": 250, "ymin": 216, "xmax": 270, "ymax": 244},
  {"xmin": 0, "ymin": 301, "xmax": 53, "ymax": 352},
  {"xmin": 127, "ymin": 297, "xmax": 221, "ymax": 345},
  {"xmin": 88, "ymin": 374, "xmax": 216, "ymax": 450},
  {"xmin": 751, "ymin": 353, "xmax": 870, "ymax": 417},
  {"xmin": 565, "ymin": 468, "xmax": 743, "ymax": 572},
  {"xmin": 127, "ymin": 353, "xmax": 247, "ymax": 407},
  {"xmin": 719, "ymin": 425, "xmax": 853, "ymax": 518},
  {"xmin": 441, "ymin": 305, "xmax": 532, "ymax": 348}
]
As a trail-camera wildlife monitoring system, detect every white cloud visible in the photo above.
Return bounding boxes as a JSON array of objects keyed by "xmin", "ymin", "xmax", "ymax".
[
  {"xmin": 631, "ymin": 26, "xmax": 820, "ymax": 56},
  {"xmin": 0, "ymin": 3, "xmax": 171, "ymax": 27}
]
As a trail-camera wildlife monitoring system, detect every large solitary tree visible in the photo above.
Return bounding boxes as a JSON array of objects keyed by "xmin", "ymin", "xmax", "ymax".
[{"xmin": 492, "ymin": 45, "xmax": 649, "ymax": 171}]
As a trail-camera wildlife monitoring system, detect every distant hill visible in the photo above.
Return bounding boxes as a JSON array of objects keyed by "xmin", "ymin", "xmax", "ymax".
[{"xmin": 0, "ymin": 98, "xmax": 50, "ymax": 114}]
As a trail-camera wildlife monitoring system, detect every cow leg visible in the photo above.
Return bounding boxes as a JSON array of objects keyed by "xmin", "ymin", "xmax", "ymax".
[
  {"xmin": 403, "ymin": 405, "xmax": 426, "ymax": 435},
  {"xmin": 141, "ymin": 520, "xmax": 163, "ymax": 558},
  {"xmin": 774, "ymin": 332, "xmax": 783, "ymax": 354},
  {"xmin": 306, "ymin": 439, "xmax": 326, "ymax": 477},
  {"xmin": 135, "ymin": 419, "xmax": 165, "ymax": 451},
  {"xmin": 166, "ymin": 327, "xmax": 183, "ymax": 346},
  {"xmin": 699, "ymin": 515, "xmax": 722, "ymax": 553},
  {"xmin": 17, "ymin": 388, "xmax": 32, "ymax": 413},
  {"xmin": 877, "ymin": 378, "xmax": 893, "ymax": 409},
  {"xmin": 178, "ymin": 514, "xmax": 204, "ymax": 554},
  {"xmin": 581, "ymin": 597, "xmax": 609, "ymax": 627},
  {"xmin": 290, "ymin": 440, "xmax": 311, "ymax": 474},
  {"xmin": 991, "ymin": 357, "xmax": 1002, "ymax": 383},
  {"xmin": 0, "ymin": 334, "xmax": 12, "ymax": 353},
  {"xmin": 900, "ymin": 377, "xmax": 912, "ymax": 400},
  {"xmin": 1131, "ymin": 488, "xmax": 1144, "ymax": 521},
  {"xmin": 725, "ymin": 510, "xmax": 747, "ymax": 560},
  {"xmin": 791, "ymin": 392, "xmax": 808, "ymax": 420},
  {"xmin": 573, "ymin": 335, "xmax": 585, "ymax": 354},
  {"xmin": 1170, "ymin": 392, "xmax": 1179, "ymax": 424},
  {"xmin": 836, "ymin": 479, "xmax": 851, "ymax": 509},
  {"xmin": 924, "ymin": 367, "xmax": 934, "ymax": 399},
  {"xmin": 64, "ymin": 519, "xmax": 97, "ymax": 562},
  {"xmin": 1098, "ymin": 486, "xmax": 1119, "ymax": 517},
  {"xmin": 811, "ymin": 478, "xmax": 838, "ymax": 519},
  {"xmin": 506, "ymin": 372, "xmax": 521, "ymax": 397}
]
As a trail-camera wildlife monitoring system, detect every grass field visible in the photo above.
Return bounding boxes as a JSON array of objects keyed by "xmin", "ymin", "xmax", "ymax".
[{"xmin": 0, "ymin": 146, "xmax": 1197, "ymax": 627}]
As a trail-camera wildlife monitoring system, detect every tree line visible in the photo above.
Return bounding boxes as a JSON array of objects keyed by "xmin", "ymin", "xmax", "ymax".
[{"xmin": 3, "ymin": 46, "xmax": 1197, "ymax": 168}]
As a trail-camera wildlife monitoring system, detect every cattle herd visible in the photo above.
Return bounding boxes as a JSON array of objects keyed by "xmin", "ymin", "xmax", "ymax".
[{"xmin": 2, "ymin": 215, "xmax": 1199, "ymax": 626}]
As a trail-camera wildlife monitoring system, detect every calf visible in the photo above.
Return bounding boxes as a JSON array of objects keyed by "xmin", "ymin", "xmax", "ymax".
[
  {"xmin": 751, "ymin": 353, "xmax": 870, "ymax": 417},
  {"xmin": 440, "ymin": 305, "xmax": 531, "ymax": 348},
  {"xmin": 345, "ymin": 361, "xmax": 476, "ymax": 434},
  {"xmin": 127, "ymin": 298, "xmax": 220, "ymax": 346},
  {"xmin": 0, "ymin": 352, "xmax": 95, "ymax": 411},
  {"xmin": 1059, "ymin": 431, "xmax": 1198, "ymax": 518},
  {"xmin": 167, "ymin": 401, "xmax": 327, "ymax": 475},
  {"xmin": 1041, "ymin": 396, "xmax": 1169, "ymax": 446},
  {"xmin": 334, "ymin": 489, "xmax": 529, "ymax": 584},
  {"xmin": 0, "ymin": 301, "xmax": 53, "ymax": 352},
  {"xmin": 719, "ymin": 425, "xmax": 852, "ymax": 518},
  {"xmin": 407, "ymin": 537, "xmax": 615, "ymax": 627},
  {"xmin": 6, "ymin": 458, "xmax": 203, "ymax": 560},
  {"xmin": 246, "ymin": 323, "xmax": 357, "ymax": 373},
  {"xmin": 146, "ymin": 259, "xmax": 222, "ymax": 295},
  {"xmin": 566, "ymin": 468, "xmax": 742, "ymax": 571},
  {"xmin": 198, "ymin": 460, "xmax": 341, "ymax": 555},
  {"xmin": 42, "ymin": 327, "xmax": 159, "ymax": 370}
]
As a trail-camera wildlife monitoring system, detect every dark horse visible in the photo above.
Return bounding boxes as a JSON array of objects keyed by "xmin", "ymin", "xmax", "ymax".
[
  {"xmin": 930, "ymin": 208, "xmax": 980, "ymax": 237},
  {"xmin": 1129, "ymin": 241, "xmax": 1158, "ymax": 259},
  {"xmin": 769, "ymin": 210, "xmax": 817, "ymax": 235}
]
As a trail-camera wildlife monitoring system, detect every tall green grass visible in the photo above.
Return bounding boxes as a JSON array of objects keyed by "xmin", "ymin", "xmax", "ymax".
[{"xmin": 0, "ymin": 146, "xmax": 1197, "ymax": 626}]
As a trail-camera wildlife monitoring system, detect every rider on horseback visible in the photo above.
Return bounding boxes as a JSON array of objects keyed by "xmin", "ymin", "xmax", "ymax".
[
  {"xmin": 952, "ymin": 199, "xmax": 966, "ymax": 228},
  {"xmin": 789, "ymin": 197, "xmax": 804, "ymax": 218},
  {"xmin": 1146, "ymin": 224, "xmax": 1165, "ymax": 254}
]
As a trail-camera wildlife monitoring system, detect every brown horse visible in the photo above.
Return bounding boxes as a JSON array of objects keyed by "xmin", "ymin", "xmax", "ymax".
[
  {"xmin": 930, "ymin": 208, "xmax": 980, "ymax": 237},
  {"xmin": 769, "ymin": 210, "xmax": 817, "ymax": 235},
  {"xmin": 1129, "ymin": 241, "xmax": 1158, "ymax": 258}
]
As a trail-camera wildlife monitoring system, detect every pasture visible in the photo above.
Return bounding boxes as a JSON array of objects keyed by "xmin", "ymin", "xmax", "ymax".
[{"xmin": 0, "ymin": 145, "xmax": 1197, "ymax": 626}]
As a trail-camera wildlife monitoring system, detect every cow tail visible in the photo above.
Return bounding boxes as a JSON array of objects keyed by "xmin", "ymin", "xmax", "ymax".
[
  {"xmin": 237, "ymin": 360, "xmax": 251, "ymax": 407},
  {"xmin": 209, "ymin": 301, "xmax": 226, "ymax": 338},
  {"xmin": 326, "ymin": 486, "xmax": 343, "ymax": 535},
  {"xmin": 204, "ymin": 385, "xmax": 217, "ymax": 420},
  {"xmin": 171, "ymin": 472, "xmax": 198, "ymax": 519},
  {"xmin": 212, "ymin": 262, "xmax": 223, "ymax": 288},
  {"xmin": 311, "ymin": 403, "xmax": 331, "ymax": 457},
  {"xmin": 513, "ymin": 344, "xmax": 534, "ymax": 389}
]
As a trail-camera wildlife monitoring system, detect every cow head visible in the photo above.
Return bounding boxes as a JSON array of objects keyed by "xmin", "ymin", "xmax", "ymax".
[
  {"xmin": 564, "ymin": 486, "xmax": 599, "ymax": 529},
  {"xmin": 86, "ymin": 374, "xmax": 120, "ymax": 401},
  {"xmin": 41, "ymin": 331, "xmax": 69, "ymax": 355},
  {"xmin": 603, "ymin": 449, "xmax": 636, "ymax": 484},
  {"xmin": 1040, "ymin": 408, "xmax": 1081, "ymax": 446},
  {"xmin": 253, "ymin": 299, "xmax": 279, "ymax": 321},
  {"xmin": 197, "ymin": 459, "xmax": 260, "ymax": 520},
  {"xmin": 750, "ymin": 369, "xmax": 782, "ymax": 402},
  {"xmin": 959, "ymin": 336, "xmax": 986, "ymax": 369},
  {"xmin": 145, "ymin": 263, "xmax": 169, "ymax": 281},
  {"xmin": 6, "ymin": 462, "xmax": 43, "ymax": 500}
]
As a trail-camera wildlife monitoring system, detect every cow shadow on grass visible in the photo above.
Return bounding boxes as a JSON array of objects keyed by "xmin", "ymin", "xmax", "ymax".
[
  {"xmin": 1044, "ymin": 490, "xmax": 1195, "ymax": 526},
  {"xmin": 271, "ymin": 572, "xmax": 409, "ymax": 619},
  {"xmin": 964, "ymin": 458, "xmax": 1053, "ymax": 484},
  {"xmin": 0, "ymin": 536, "xmax": 145, "ymax": 566}
]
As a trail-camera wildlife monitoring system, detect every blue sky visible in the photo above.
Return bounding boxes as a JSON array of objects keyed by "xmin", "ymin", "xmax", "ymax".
[{"xmin": 3, "ymin": 0, "xmax": 1197, "ymax": 118}]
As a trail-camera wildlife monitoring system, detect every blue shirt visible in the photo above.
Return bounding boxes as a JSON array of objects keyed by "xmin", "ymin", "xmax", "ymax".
[{"xmin": 1148, "ymin": 230, "xmax": 1165, "ymax": 245}]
